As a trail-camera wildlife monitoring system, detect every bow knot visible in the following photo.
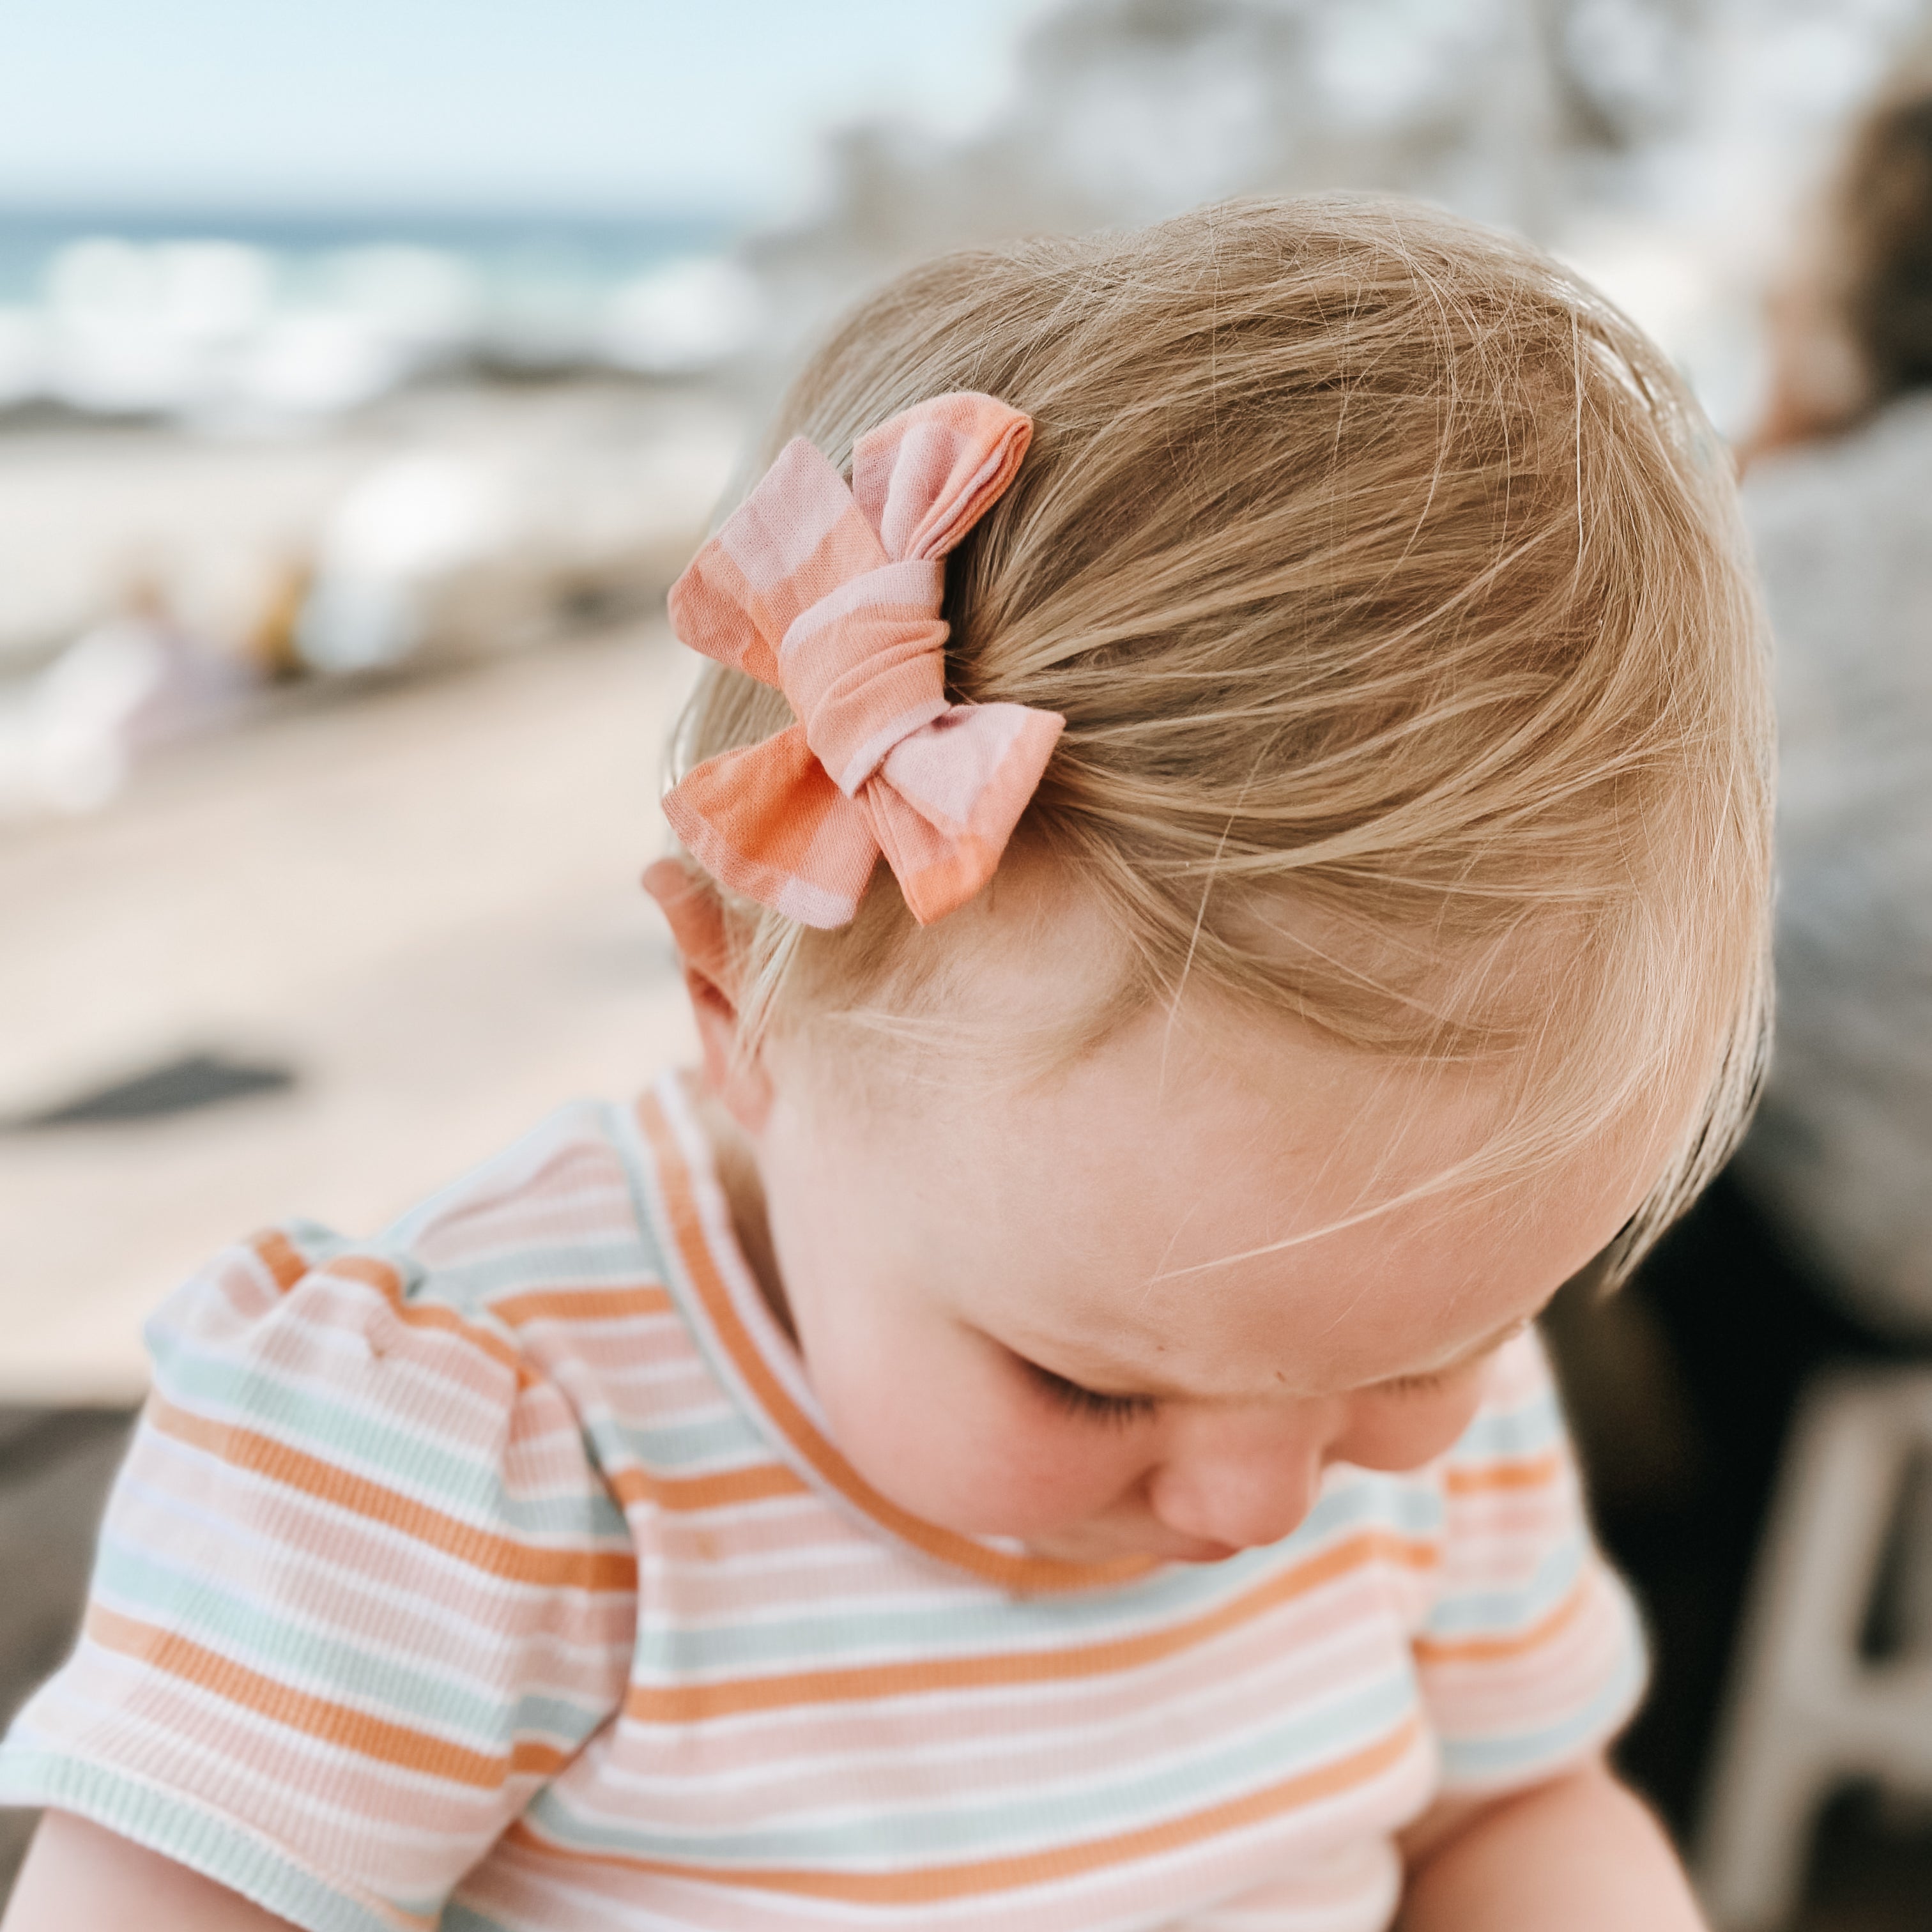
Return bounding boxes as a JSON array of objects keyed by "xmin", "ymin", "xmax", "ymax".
[{"xmin": 663, "ymin": 393, "xmax": 1062, "ymax": 928}]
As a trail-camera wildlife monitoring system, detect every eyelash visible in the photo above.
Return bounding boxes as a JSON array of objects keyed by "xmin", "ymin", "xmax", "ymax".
[
  {"xmin": 1383, "ymin": 1321, "xmax": 1530, "ymax": 1397},
  {"xmin": 1378, "ymin": 1371, "xmax": 1449, "ymax": 1397},
  {"xmin": 1024, "ymin": 1361, "xmax": 1158, "ymax": 1427},
  {"xmin": 1021, "ymin": 1340, "xmax": 1505, "ymax": 1419}
]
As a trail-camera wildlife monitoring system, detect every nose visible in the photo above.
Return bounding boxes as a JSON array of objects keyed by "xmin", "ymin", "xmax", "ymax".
[{"xmin": 1146, "ymin": 1403, "xmax": 1339, "ymax": 1552}]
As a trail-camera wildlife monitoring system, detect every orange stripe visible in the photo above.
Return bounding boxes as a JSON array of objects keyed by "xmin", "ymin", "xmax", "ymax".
[
  {"xmin": 324, "ymin": 1254, "xmax": 536, "ymax": 1388},
  {"xmin": 146, "ymin": 1395, "xmax": 636, "ymax": 1594},
  {"xmin": 489, "ymin": 1285, "xmax": 674, "ymax": 1326},
  {"xmin": 248, "ymin": 1229, "xmax": 310, "ymax": 1293},
  {"xmin": 624, "ymin": 1525, "xmax": 1436, "ymax": 1722},
  {"xmin": 86, "ymin": 1605, "xmax": 568, "ymax": 1790},
  {"xmin": 607, "ymin": 1460, "xmax": 810, "ymax": 1514},
  {"xmin": 248, "ymin": 1237, "xmax": 537, "ymax": 1389},
  {"xmin": 1443, "ymin": 1448, "xmax": 1565, "ymax": 1494},
  {"xmin": 509, "ymin": 1712, "xmax": 1423, "ymax": 1904},
  {"xmin": 1411, "ymin": 1570, "xmax": 1592, "ymax": 1664},
  {"xmin": 637, "ymin": 1091, "xmax": 1153, "ymax": 1597}
]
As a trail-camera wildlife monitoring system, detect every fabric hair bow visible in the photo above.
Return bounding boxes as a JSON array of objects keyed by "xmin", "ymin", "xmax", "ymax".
[{"xmin": 662, "ymin": 392, "xmax": 1064, "ymax": 928}]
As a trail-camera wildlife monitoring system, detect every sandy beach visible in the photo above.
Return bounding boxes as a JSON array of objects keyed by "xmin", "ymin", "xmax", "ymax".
[{"xmin": 0, "ymin": 617, "xmax": 702, "ymax": 1404}]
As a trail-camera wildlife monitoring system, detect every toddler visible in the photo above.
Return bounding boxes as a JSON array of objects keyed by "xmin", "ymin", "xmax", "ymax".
[{"xmin": 0, "ymin": 197, "xmax": 1769, "ymax": 1931}]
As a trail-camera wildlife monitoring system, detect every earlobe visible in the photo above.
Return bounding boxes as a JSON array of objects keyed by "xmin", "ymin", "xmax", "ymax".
[
  {"xmin": 642, "ymin": 860, "xmax": 774, "ymax": 1131},
  {"xmin": 684, "ymin": 965, "xmax": 769, "ymax": 1129},
  {"xmin": 643, "ymin": 859, "xmax": 732, "ymax": 986}
]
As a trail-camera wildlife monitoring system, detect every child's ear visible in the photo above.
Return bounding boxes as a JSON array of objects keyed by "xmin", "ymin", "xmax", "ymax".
[{"xmin": 641, "ymin": 860, "xmax": 773, "ymax": 1131}]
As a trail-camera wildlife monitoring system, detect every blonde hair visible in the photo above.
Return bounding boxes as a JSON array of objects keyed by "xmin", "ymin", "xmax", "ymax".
[{"xmin": 670, "ymin": 194, "xmax": 1772, "ymax": 1280}]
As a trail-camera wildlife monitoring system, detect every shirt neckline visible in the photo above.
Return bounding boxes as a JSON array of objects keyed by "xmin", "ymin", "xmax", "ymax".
[{"xmin": 626, "ymin": 1069, "xmax": 1159, "ymax": 1597}]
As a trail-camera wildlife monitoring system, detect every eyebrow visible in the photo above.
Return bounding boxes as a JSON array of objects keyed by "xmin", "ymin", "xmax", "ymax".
[{"xmin": 1025, "ymin": 1311, "xmax": 1535, "ymax": 1405}]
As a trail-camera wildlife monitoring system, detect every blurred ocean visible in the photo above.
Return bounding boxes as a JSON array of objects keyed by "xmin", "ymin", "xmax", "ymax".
[{"xmin": 0, "ymin": 207, "xmax": 759, "ymax": 424}]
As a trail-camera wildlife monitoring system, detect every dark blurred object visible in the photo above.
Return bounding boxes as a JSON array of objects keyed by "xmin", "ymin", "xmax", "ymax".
[
  {"xmin": 1747, "ymin": 54, "xmax": 1932, "ymax": 464},
  {"xmin": 0, "ymin": 1407, "xmax": 137, "ymax": 1906},
  {"xmin": 1794, "ymin": 1791, "xmax": 1932, "ymax": 1932},
  {"xmin": 1549, "ymin": 1172, "xmax": 1886, "ymax": 1830},
  {"xmin": 1727, "ymin": 56, "xmax": 1932, "ymax": 1337},
  {"xmin": 1547, "ymin": 1168, "xmax": 1932, "ymax": 1931},
  {"xmin": 10, "ymin": 1050, "xmax": 296, "ymax": 1129},
  {"xmin": 1696, "ymin": 1357, "xmax": 1932, "ymax": 1926},
  {"xmin": 1551, "ymin": 57, "xmax": 1932, "ymax": 1927},
  {"xmin": 1840, "ymin": 86, "xmax": 1932, "ymax": 410}
]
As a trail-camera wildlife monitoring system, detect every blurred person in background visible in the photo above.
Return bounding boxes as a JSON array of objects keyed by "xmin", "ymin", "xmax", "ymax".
[
  {"xmin": 1736, "ymin": 70, "xmax": 1932, "ymax": 1330},
  {"xmin": 1602, "ymin": 63, "xmax": 1932, "ymax": 1829},
  {"xmin": 0, "ymin": 573, "xmax": 251, "ymax": 819}
]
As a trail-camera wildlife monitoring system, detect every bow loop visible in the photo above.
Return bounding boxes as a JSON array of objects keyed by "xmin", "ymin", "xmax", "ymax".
[
  {"xmin": 853, "ymin": 402, "xmax": 1033, "ymax": 563},
  {"xmin": 663, "ymin": 392, "xmax": 1062, "ymax": 928}
]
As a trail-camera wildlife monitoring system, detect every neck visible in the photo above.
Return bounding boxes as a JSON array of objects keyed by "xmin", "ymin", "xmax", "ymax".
[{"xmin": 691, "ymin": 1083, "xmax": 794, "ymax": 1343}]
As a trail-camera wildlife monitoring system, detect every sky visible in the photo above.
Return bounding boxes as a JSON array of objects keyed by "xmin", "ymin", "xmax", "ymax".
[{"xmin": 0, "ymin": 0, "xmax": 1057, "ymax": 219}]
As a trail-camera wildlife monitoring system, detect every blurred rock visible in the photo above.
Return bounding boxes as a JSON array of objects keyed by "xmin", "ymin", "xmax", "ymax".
[
  {"xmin": 601, "ymin": 258, "xmax": 765, "ymax": 377},
  {"xmin": 0, "ymin": 383, "xmax": 744, "ymax": 715},
  {"xmin": 295, "ymin": 405, "xmax": 742, "ymax": 675},
  {"xmin": 750, "ymin": 0, "xmax": 1932, "ymax": 436}
]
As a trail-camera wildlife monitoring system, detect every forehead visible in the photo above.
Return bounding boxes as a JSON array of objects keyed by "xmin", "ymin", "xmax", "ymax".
[{"xmin": 813, "ymin": 973, "xmax": 1661, "ymax": 1399}]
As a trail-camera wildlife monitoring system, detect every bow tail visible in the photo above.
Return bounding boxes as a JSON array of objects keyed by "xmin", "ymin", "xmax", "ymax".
[
  {"xmin": 663, "ymin": 725, "xmax": 882, "ymax": 929},
  {"xmin": 862, "ymin": 703, "xmax": 1065, "ymax": 924}
]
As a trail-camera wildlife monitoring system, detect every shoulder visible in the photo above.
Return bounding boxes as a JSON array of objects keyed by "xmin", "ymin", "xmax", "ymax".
[
  {"xmin": 141, "ymin": 1099, "xmax": 675, "ymax": 1504},
  {"xmin": 118, "ymin": 1103, "xmax": 664, "ymax": 1645},
  {"xmin": 1424, "ymin": 1328, "xmax": 1583, "ymax": 1528},
  {"xmin": 1413, "ymin": 1331, "xmax": 1646, "ymax": 1789},
  {"xmin": 2, "ymin": 1122, "xmax": 651, "ymax": 1928},
  {"xmin": 152, "ymin": 1099, "xmax": 656, "ymax": 1361},
  {"xmin": 1448, "ymin": 1328, "xmax": 1568, "ymax": 1465},
  {"xmin": 370, "ymin": 1096, "xmax": 654, "ymax": 1303}
]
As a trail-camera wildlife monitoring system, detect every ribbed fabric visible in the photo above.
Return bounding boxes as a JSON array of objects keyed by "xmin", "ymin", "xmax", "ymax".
[{"xmin": 0, "ymin": 1070, "xmax": 1643, "ymax": 1931}]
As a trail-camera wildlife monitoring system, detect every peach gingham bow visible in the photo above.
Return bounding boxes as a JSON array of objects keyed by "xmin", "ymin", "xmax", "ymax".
[{"xmin": 661, "ymin": 392, "xmax": 1064, "ymax": 928}]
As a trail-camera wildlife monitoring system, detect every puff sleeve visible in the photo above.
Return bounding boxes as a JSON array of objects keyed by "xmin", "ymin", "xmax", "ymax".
[
  {"xmin": 1414, "ymin": 1330, "xmax": 1648, "ymax": 1794},
  {"xmin": 0, "ymin": 1223, "xmax": 638, "ymax": 1932}
]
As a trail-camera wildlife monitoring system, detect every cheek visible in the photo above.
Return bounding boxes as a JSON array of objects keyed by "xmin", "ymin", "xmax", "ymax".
[
  {"xmin": 755, "ymin": 1094, "xmax": 1148, "ymax": 1540},
  {"xmin": 1331, "ymin": 1378, "xmax": 1489, "ymax": 1473},
  {"xmin": 801, "ymin": 1309, "xmax": 1147, "ymax": 1539}
]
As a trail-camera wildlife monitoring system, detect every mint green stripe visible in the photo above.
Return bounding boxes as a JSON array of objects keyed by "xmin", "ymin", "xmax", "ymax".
[
  {"xmin": 93, "ymin": 1537, "xmax": 610, "ymax": 1754},
  {"xmin": 529, "ymin": 1667, "xmax": 1416, "ymax": 1868},
  {"xmin": 604, "ymin": 1098, "xmax": 677, "ymax": 1287},
  {"xmin": 1421, "ymin": 1536, "xmax": 1586, "ymax": 1639},
  {"xmin": 0, "ymin": 1750, "xmax": 410, "ymax": 1932},
  {"xmin": 1326, "ymin": 1467, "xmax": 1445, "ymax": 1538},
  {"xmin": 1453, "ymin": 1390, "xmax": 1563, "ymax": 1459},
  {"xmin": 141, "ymin": 1333, "xmax": 626, "ymax": 1542},
  {"xmin": 427, "ymin": 1242, "xmax": 665, "ymax": 1308},
  {"xmin": 372, "ymin": 1102, "xmax": 608, "ymax": 1261},
  {"xmin": 635, "ymin": 1480, "xmax": 1442, "ymax": 1678},
  {"xmin": 1438, "ymin": 1609, "xmax": 1646, "ymax": 1783},
  {"xmin": 268, "ymin": 1219, "xmax": 365, "ymax": 1275},
  {"xmin": 617, "ymin": 1411, "xmax": 768, "ymax": 1469}
]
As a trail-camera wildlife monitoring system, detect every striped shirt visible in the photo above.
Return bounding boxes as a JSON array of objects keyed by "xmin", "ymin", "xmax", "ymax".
[{"xmin": 0, "ymin": 1070, "xmax": 1643, "ymax": 1932}]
